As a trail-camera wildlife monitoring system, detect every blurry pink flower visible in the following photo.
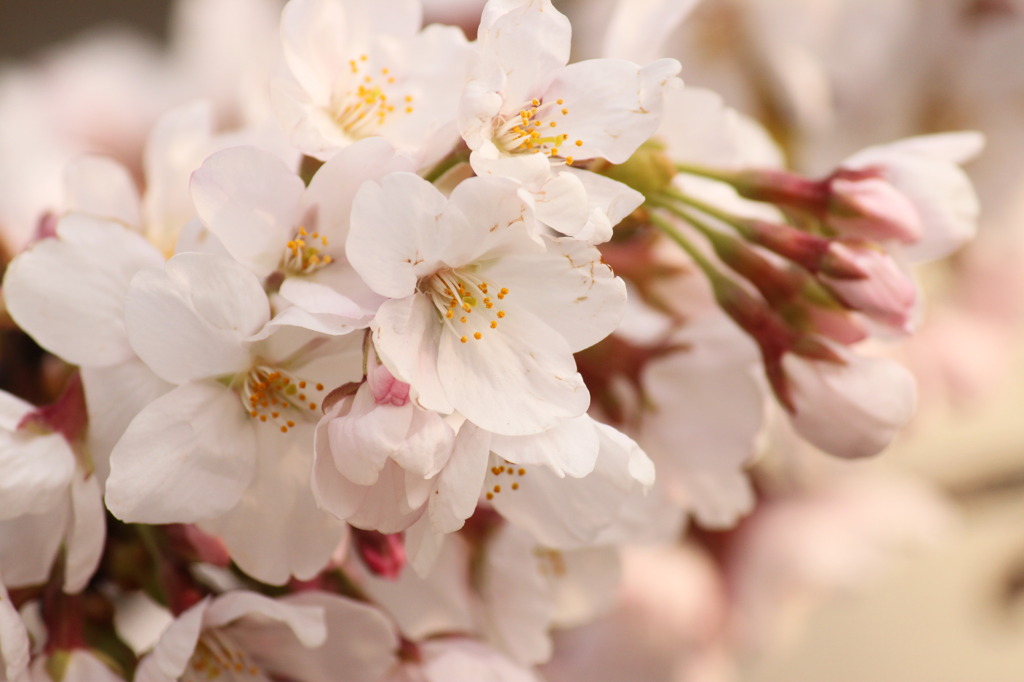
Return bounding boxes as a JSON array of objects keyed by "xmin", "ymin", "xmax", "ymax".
[
  {"xmin": 783, "ymin": 345, "xmax": 917, "ymax": 458},
  {"xmin": 135, "ymin": 591, "xmax": 397, "ymax": 682}
]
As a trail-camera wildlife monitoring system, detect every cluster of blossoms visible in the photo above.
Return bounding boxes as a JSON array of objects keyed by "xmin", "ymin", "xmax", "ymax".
[{"xmin": 0, "ymin": 0, "xmax": 979, "ymax": 680}]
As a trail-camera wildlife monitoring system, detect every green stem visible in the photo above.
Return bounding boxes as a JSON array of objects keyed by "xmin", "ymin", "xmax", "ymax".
[
  {"xmin": 662, "ymin": 188, "xmax": 752, "ymax": 234},
  {"xmin": 134, "ymin": 524, "xmax": 170, "ymax": 608},
  {"xmin": 422, "ymin": 146, "xmax": 469, "ymax": 184},
  {"xmin": 648, "ymin": 197, "xmax": 730, "ymax": 251},
  {"xmin": 648, "ymin": 210, "xmax": 718, "ymax": 278},
  {"xmin": 674, "ymin": 162, "xmax": 738, "ymax": 184}
]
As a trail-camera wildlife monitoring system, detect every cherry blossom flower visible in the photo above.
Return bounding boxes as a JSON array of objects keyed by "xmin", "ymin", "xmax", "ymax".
[
  {"xmin": 311, "ymin": 355, "xmax": 456, "ymax": 533},
  {"xmin": 103, "ymin": 253, "xmax": 358, "ymax": 583},
  {"xmin": 348, "ymin": 172, "xmax": 625, "ymax": 436},
  {"xmin": 135, "ymin": 591, "xmax": 398, "ymax": 682},
  {"xmin": 458, "ymin": 0, "xmax": 680, "ymax": 239},
  {"xmin": 190, "ymin": 138, "xmax": 411, "ymax": 330},
  {"xmin": 0, "ymin": 387, "xmax": 104, "ymax": 594},
  {"xmin": 274, "ymin": 0, "xmax": 470, "ymax": 166}
]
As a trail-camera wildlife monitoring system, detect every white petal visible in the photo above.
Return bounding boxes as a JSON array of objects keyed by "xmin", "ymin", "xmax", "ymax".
[
  {"xmin": 63, "ymin": 155, "xmax": 141, "ymax": 227},
  {"xmin": 356, "ymin": 532, "xmax": 475, "ymax": 639},
  {"xmin": 480, "ymin": 524, "xmax": 554, "ymax": 665},
  {"xmin": 125, "ymin": 253, "xmax": 268, "ymax": 385},
  {"xmin": 105, "ymin": 382, "xmax": 257, "ymax": 523},
  {"xmin": 272, "ymin": 592, "xmax": 399, "ymax": 682},
  {"xmin": 0, "ymin": 506, "xmax": 67, "ymax": 589},
  {"xmin": 561, "ymin": 168, "xmax": 643, "ymax": 243},
  {"xmin": 0, "ymin": 581, "xmax": 30, "ymax": 682},
  {"xmin": 429, "ymin": 421, "xmax": 490, "ymax": 534},
  {"xmin": 477, "ymin": 0, "xmax": 571, "ymax": 107},
  {"xmin": 2, "ymin": 215, "xmax": 163, "ymax": 367},
  {"xmin": 61, "ymin": 651, "xmax": 124, "ymax": 682},
  {"xmin": 81, "ymin": 360, "xmax": 173, "ymax": 486},
  {"xmin": 0, "ymin": 429, "xmax": 75, "ymax": 520},
  {"xmin": 149, "ymin": 598, "xmax": 208, "ymax": 679},
  {"xmin": 200, "ymin": 431, "xmax": 347, "ymax": 585},
  {"xmin": 345, "ymin": 460, "xmax": 427, "ymax": 534},
  {"xmin": 191, "ymin": 146, "xmax": 304, "ymax": 278},
  {"xmin": 785, "ymin": 350, "xmax": 917, "ymax": 459},
  {"xmin": 529, "ymin": 171, "xmax": 588, "ymax": 238},
  {"xmin": 372, "ymin": 296, "xmax": 453, "ymax": 415},
  {"xmin": 312, "ymin": 413, "xmax": 370, "ymax": 520},
  {"xmin": 483, "ymin": 234, "xmax": 626, "ymax": 352},
  {"xmin": 443, "ymin": 175, "xmax": 541, "ymax": 266},
  {"xmin": 490, "ymin": 414, "xmax": 598, "ymax": 478},
  {"xmin": 602, "ymin": 0, "xmax": 701, "ymax": 63},
  {"xmin": 392, "ymin": 407, "xmax": 455, "ymax": 479},
  {"xmin": 112, "ymin": 591, "xmax": 174, "ymax": 657},
  {"xmin": 62, "ymin": 472, "xmax": 106, "ymax": 593},
  {"xmin": 420, "ymin": 639, "xmax": 543, "ymax": 682},
  {"xmin": 439, "ymin": 306, "xmax": 589, "ymax": 435},
  {"xmin": 205, "ymin": 591, "xmax": 326, "ymax": 648},
  {"xmin": 489, "ymin": 421, "xmax": 653, "ymax": 549},
  {"xmin": 329, "ymin": 389, "xmax": 414, "ymax": 486},
  {"xmin": 544, "ymin": 58, "xmax": 680, "ymax": 164},
  {"xmin": 854, "ymin": 131, "xmax": 985, "ymax": 166},
  {"xmin": 142, "ymin": 101, "xmax": 216, "ymax": 255},
  {"xmin": 638, "ymin": 318, "xmax": 765, "ymax": 528},
  {"xmin": 348, "ymin": 173, "xmax": 448, "ymax": 298},
  {"xmin": 302, "ymin": 137, "xmax": 412, "ymax": 248}
]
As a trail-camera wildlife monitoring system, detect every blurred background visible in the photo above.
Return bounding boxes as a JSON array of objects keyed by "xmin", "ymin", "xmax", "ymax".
[{"xmin": 3, "ymin": 0, "xmax": 1024, "ymax": 679}]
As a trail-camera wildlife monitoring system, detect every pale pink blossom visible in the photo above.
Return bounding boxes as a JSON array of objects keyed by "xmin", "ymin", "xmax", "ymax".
[
  {"xmin": 348, "ymin": 172, "xmax": 625, "ymax": 436},
  {"xmin": 783, "ymin": 345, "xmax": 917, "ymax": 458},
  {"xmin": 274, "ymin": 0, "xmax": 470, "ymax": 165},
  {"xmin": 135, "ymin": 591, "xmax": 398, "ymax": 682}
]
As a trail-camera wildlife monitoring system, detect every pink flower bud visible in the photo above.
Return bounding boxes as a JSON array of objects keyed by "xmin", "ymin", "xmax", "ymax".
[
  {"xmin": 783, "ymin": 347, "xmax": 917, "ymax": 458},
  {"xmin": 352, "ymin": 528, "xmax": 406, "ymax": 580},
  {"xmin": 801, "ymin": 306, "xmax": 869, "ymax": 345},
  {"xmin": 730, "ymin": 168, "xmax": 827, "ymax": 209},
  {"xmin": 367, "ymin": 357, "xmax": 410, "ymax": 407},
  {"xmin": 743, "ymin": 219, "xmax": 832, "ymax": 272},
  {"xmin": 821, "ymin": 243, "xmax": 917, "ymax": 333},
  {"xmin": 827, "ymin": 171, "xmax": 922, "ymax": 244}
]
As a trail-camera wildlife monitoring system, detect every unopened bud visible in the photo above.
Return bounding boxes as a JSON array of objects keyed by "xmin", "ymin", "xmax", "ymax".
[
  {"xmin": 367, "ymin": 356, "xmax": 410, "ymax": 407},
  {"xmin": 826, "ymin": 169, "xmax": 922, "ymax": 243},
  {"xmin": 709, "ymin": 274, "xmax": 798, "ymax": 410},
  {"xmin": 820, "ymin": 242, "xmax": 917, "ymax": 332},
  {"xmin": 783, "ymin": 348, "xmax": 917, "ymax": 458},
  {"xmin": 703, "ymin": 228, "xmax": 805, "ymax": 306},
  {"xmin": 742, "ymin": 219, "xmax": 833, "ymax": 272},
  {"xmin": 729, "ymin": 168, "xmax": 827, "ymax": 209},
  {"xmin": 352, "ymin": 528, "xmax": 406, "ymax": 580}
]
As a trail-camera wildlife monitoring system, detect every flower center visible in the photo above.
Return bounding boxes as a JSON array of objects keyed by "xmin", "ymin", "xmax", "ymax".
[
  {"xmin": 184, "ymin": 629, "xmax": 267, "ymax": 682},
  {"xmin": 495, "ymin": 97, "xmax": 583, "ymax": 165},
  {"xmin": 423, "ymin": 269, "xmax": 508, "ymax": 344},
  {"xmin": 485, "ymin": 460, "xmax": 526, "ymax": 500},
  {"xmin": 240, "ymin": 364, "xmax": 325, "ymax": 433},
  {"xmin": 282, "ymin": 226, "xmax": 333, "ymax": 275},
  {"xmin": 330, "ymin": 54, "xmax": 414, "ymax": 138}
]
